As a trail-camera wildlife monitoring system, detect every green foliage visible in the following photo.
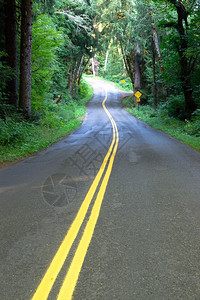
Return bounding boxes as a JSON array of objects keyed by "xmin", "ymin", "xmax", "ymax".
[
  {"xmin": 184, "ymin": 120, "xmax": 200, "ymax": 137},
  {"xmin": 0, "ymin": 78, "xmax": 93, "ymax": 163},
  {"xmin": 31, "ymin": 14, "xmax": 63, "ymax": 109},
  {"xmin": 105, "ymin": 47, "xmax": 124, "ymax": 77},
  {"xmin": 0, "ymin": 121, "xmax": 81, "ymax": 163},
  {"xmin": 0, "ymin": 118, "xmax": 35, "ymax": 146},
  {"xmin": 121, "ymin": 98, "xmax": 200, "ymax": 150},
  {"xmin": 161, "ymin": 34, "xmax": 182, "ymax": 93},
  {"xmin": 109, "ymin": 77, "xmax": 131, "ymax": 91},
  {"xmin": 50, "ymin": 56, "xmax": 71, "ymax": 102},
  {"xmin": 0, "ymin": 52, "xmax": 13, "ymax": 103},
  {"xmin": 1, "ymin": 0, "xmax": 200, "ymax": 162},
  {"xmin": 121, "ymin": 95, "xmax": 135, "ymax": 108},
  {"xmin": 40, "ymin": 110, "xmax": 64, "ymax": 128},
  {"xmin": 76, "ymin": 79, "xmax": 90, "ymax": 101},
  {"xmin": 184, "ymin": 109, "xmax": 200, "ymax": 137},
  {"xmin": 164, "ymin": 95, "xmax": 185, "ymax": 119},
  {"xmin": 96, "ymin": 45, "xmax": 132, "ymax": 91},
  {"xmin": 39, "ymin": 104, "xmax": 76, "ymax": 128}
]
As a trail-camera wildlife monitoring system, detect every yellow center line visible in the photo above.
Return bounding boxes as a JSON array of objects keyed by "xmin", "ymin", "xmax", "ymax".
[
  {"xmin": 57, "ymin": 90, "xmax": 119, "ymax": 299},
  {"xmin": 31, "ymin": 89, "xmax": 117, "ymax": 300}
]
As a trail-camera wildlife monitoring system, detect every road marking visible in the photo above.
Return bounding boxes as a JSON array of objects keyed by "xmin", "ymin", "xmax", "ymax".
[
  {"xmin": 32, "ymin": 88, "xmax": 119, "ymax": 300},
  {"xmin": 57, "ymin": 111, "xmax": 119, "ymax": 299}
]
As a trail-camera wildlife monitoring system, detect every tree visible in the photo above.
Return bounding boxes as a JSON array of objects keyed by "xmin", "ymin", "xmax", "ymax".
[
  {"xmin": 149, "ymin": 7, "xmax": 167, "ymax": 102},
  {"xmin": 152, "ymin": 0, "xmax": 199, "ymax": 117},
  {"xmin": 165, "ymin": 0, "xmax": 197, "ymax": 117},
  {"xmin": 152, "ymin": 40, "xmax": 157, "ymax": 109},
  {"xmin": 54, "ymin": 0, "xmax": 98, "ymax": 97},
  {"xmin": 4, "ymin": 0, "xmax": 18, "ymax": 107},
  {"xmin": 134, "ymin": 41, "xmax": 141, "ymax": 92},
  {"xmin": 31, "ymin": 14, "xmax": 63, "ymax": 109},
  {"xmin": 19, "ymin": 0, "xmax": 33, "ymax": 116}
]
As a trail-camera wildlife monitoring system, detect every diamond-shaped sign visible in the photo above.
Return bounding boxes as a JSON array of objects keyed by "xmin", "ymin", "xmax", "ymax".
[{"xmin": 134, "ymin": 91, "xmax": 142, "ymax": 98}]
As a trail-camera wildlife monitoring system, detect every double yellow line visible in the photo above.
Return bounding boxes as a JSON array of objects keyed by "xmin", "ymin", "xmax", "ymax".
[{"xmin": 32, "ymin": 89, "xmax": 119, "ymax": 300}]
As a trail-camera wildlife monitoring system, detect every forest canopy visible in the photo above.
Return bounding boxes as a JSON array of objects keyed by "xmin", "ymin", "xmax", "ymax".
[{"xmin": 0, "ymin": 0, "xmax": 199, "ymax": 132}]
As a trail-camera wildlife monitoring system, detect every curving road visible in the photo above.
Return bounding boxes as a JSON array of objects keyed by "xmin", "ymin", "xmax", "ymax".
[{"xmin": 0, "ymin": 78, "xmax": 200, "ymax": 299}]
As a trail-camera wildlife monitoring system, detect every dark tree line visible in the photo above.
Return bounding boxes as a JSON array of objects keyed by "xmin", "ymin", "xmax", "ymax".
[
  {"xmin": 5, "ymin": 0, "xmax": 18, "ymax": 107},
  {"xmin": 3, "ymin": 0, "xmax": 33, "ymax": 116},
  {"xmin": 1, "ymin": 0, "xmax": 199, "ymax": 120},
  {"xmin": 1, "ymin": 0, "xmax": 96, "ymax": 117},
  {"xmin": 163, "ymin": 0, "xmax": 198, "ymax": 116}
]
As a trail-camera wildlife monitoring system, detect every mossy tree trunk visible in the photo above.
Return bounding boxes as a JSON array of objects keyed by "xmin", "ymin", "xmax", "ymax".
[
  {"xmin": 168, "ymin": 0, "xmax": 197, "ymax": 117},
  {"xmin": 134, "ymin": 42, "xmax": 141, "ymax": 93},
  {"xmin": 19, "ymin": 0, "xmax": 33, "ymax": 117},
  {"xmin": 5, "ymin": 0, "xmax": 18, "ymax": 107},
  {"xmin": 152, "ymin": 40, "xmax": 157, "ymax": 110}
]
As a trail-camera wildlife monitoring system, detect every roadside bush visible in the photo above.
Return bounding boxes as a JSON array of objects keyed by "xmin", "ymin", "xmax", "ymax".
[
  {"xmin": 75, "ymin": 80, "xmax": 89, "ymax": 102},
  {"xmin": 0, "ymin": 118, "xmax": 35, "ymax": 145},
  {"xmin": 40, "ymin": 111, "xmax": 64, "ymax": 128},
  {"xmin": 192, "ymin": 108, "xmax": 200, "ymax": 119},
  {"xmin": 166, "ymin": 95, "xmax": 185, "ymax": 119},
  {"xmin": 184, "ymin": 120, "xmax": 200, "ymax": 137},
  {"xmin": 139, "ymin": 105, "xmax": 156, "ymax": 117},
  {"xmin": 121, "ymin": 95, "xmax": 134, "ymax": 109},
  {"xmin": 184, "ymin": 109, "xmax": 200, "ymax": 137},
  {"xmin": 112, "ymin": 74, "xmax": 122, "ymax": 81},
  {"xmin": 58, "ymin": 106, "xmax": 75, "ymax": 121},
  {"xmin": 0, "ymin": 52, "xmax": 14, "ymax": 103}
]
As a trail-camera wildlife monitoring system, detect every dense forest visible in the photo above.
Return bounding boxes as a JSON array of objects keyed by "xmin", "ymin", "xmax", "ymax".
[{"xmin": 0, "ymin": 0, "xmax": 200, "ymax": 162}]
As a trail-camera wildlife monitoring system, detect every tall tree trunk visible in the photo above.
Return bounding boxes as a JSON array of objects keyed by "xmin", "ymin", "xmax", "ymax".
[
  {"xmin": 120, "ymin": 40, "xmax": 130, "ymax": 77},
  {"xmin": 103, "ymin": 49, "xmax": 109, "ymax": 77},
  {"xmin": 134, "ymin": 42, "xmax": 141, "ymax": 93},
  {"xmin": 78, "ymin": 58, "xmax": 90, "ymax": 85},
  {"xmin": 72, "ymin": 59, "xmax": 78, "ymax": 84},
  {"xmin": 68, "ymin": 63, "xmax": 73, "ymax": 95},
  {"xmin": 76, "ymin": 54, "xmax": 85, "ymax": 84},
  {"xmin": 68, "ymin": 58, "xmax": 79, "ymax": 97},
  {"xmin": 152, "ymin": 40, "xmax": 157, "ymax": 110},
  {"xmin": 120, "ymin": 40, "xmax": 135, "ymax": 90},
  {"xmin": 149, "ymin": 7, "xmax": 167, "ymax": 102},
  {"xmin": 149, "ymin": 8, "xmax": 163, "ymax": 73},
  {"xmin": 91, "ymin": 57, "xmax": 95, "ymax": 77},
  {"xmin": 169, "ymin": 0, "xmax": 197, "ymax": 117},
  {"xmin": 5, "ymin": 0, "xmax": 18, "ymax": 107},
  {"xmin": 19, "ymin": 0, "xmax": 33, "ymax": 116},
  {"xmin": 71, "ymin": 58, "xmax": 81, "ymax": 97},
  {"xmin": 125, "ymin": 52, "xmax": 135, "ymax": 91}
]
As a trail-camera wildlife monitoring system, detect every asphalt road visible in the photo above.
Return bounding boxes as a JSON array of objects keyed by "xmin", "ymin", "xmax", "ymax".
[{"xmin": 0, "ymin": 78, "xmax": 200, "ymax": 300}]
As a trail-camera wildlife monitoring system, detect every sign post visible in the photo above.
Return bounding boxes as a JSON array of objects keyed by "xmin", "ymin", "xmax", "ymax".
[{"xmin": 134, "ymin": 91, "xmax": 142, "ymax": 111}]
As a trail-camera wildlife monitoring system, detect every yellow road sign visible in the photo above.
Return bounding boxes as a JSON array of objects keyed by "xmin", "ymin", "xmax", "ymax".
[
  {"xmin": 136, "ymin": 98, "xmax": 140, "ymax": 102},
  {"xmin": 122, "ymin": 79, "xmax": 125, "ymax": 83},
  {"xmin": 134, "ymin": 91, "xmax": 142, "ymax": 98}
]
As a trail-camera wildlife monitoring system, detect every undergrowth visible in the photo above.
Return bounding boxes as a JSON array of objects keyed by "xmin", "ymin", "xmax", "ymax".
[
  {"xmin": 121, "ymin": 97, "xmax": 200, "ymax": 151},
  {"xmin": 0, "ymin": 79, "xmax": 93, "ymax": 164}
]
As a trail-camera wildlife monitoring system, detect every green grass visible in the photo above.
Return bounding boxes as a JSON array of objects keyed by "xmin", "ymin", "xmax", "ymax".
[
  {"xmin": 121, "ymin": 98, "xmax": 200, "ymax": 151},
  {"xmin": 0, "ymin": 120, "xmax": 82, "ymax": 163},
  {"xmin": 0, "ymin": 79, "xmax": 93, "ymax": 165},
  {"xmin": 2, "ymin": 77, "xmax": 199, "ymax": 166}
]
